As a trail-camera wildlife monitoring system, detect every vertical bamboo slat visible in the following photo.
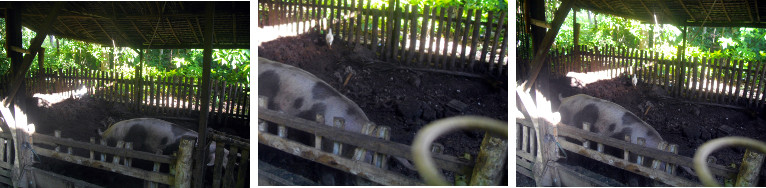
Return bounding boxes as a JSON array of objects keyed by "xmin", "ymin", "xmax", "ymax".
[
  {"xmin": 399, "ymin": 5, "xmax": 410, "ymax": 63},
  {"xmin": 448, "ymin": 7, "xmax": 463, "ymax": 70},
  {"xmin": 757, "ymin": 62, "xmax": 766, "ymax": 110},
  {"xmin": 746, "ymin": 61, "xmax": 756, "ymax": 107},
  {"xmin": 458, "ymin": 9, "xmax": 474, "ymax": 71},
  {"xmin": 427, "ymin": 7, "xmax": 440, "ymax": 67},
  {"xmin": 735, "ymin": 60, "xmax": 744, "ymax": 104},
  {"xmin": 408, "ymin": 5, "xmax": 419, "ymax": 67}
]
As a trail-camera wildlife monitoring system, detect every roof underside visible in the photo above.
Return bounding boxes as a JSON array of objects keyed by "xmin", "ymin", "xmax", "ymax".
[
  {"xmin": 3, "ymin": 1, "xmax": 249, "ymax": 49},
  {"xmin": 575, "ymin": 0, "xmax": 766, "ymax": 28}
]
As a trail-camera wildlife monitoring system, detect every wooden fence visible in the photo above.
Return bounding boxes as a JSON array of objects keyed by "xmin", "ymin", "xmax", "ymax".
[
  {"xmin": 7, "ymin": 68, "xmax": 249, "ymax": 126},
  {"xmin": 542, "ymin": 45, "xmax": 766, "ymax": 112},
  {"xmin": 258, "ymin": 0, "xmax": 508, "ymax": 76}
]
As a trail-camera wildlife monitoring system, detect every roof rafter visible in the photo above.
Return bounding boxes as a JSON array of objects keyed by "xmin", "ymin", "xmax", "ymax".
[
  {"xmin": 678, "ymin": 0, "xmax": 694, "ymax": 22},
  {"xmin": 186, "ymin": 18, "xmax": 200, "ymax": 44},
  {"xmin": 130, "ymin": 20, "xmax": 150, "ymax": 44},
  {"xmin": 74, "ymin": 16, "xmax": 96, "ymax": 40},
  {"xmin": 720, "ymin": 0, "xmax": 731, "ymax": 22},
  {"xmin": 166, "ymin": 17, "xmax": 181, "ymax": 44},
  {"xmin": 745, "ymin": 0, "xmax": 755, "ymax": 22},
  {"xmin": 757, "ymin": 0, "xmax": 761, "ymax": 22},
  {"xmin": 92, "ymin": 18, "xmax": 113, "ymax": 42}
]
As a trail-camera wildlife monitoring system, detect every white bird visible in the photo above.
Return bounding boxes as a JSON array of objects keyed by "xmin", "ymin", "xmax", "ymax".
[
  {"xmin": 632, "ymin": 74, "xmax": 638, "ymax": 87},
  {"xmin": 326, "ymin": 28, "xmax": 333, "ymax": 49}
]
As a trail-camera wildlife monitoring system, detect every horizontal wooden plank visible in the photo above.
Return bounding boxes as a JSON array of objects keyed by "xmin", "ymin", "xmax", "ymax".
[
  {"xmin": 258, "ymin": 107, "xmax": 472, "ymax": 174},
  {"xmin": 259, "ymin": 132, "xmax": 424, "ymax": 186},
  {"xmin": 33, "ymin": 146, "xmax": 174, "ymax": 185},
  {"xmin": 557, "ymin": 125, "xmax": 736, "ymax": 177},
  {"xmin": 33, "ymin": 133, "xmax": 174, "ymax": 164}
]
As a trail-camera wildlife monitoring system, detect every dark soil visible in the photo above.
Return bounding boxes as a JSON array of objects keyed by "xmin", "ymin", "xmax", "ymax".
[
  {"xmin": 15, "ymin": 91, "xmax": 245, "ymax": 187},
  {"xmin": 258, "ymin": 31, "xmax": 508, "ymax": 185},
  {"xmin": 517, "ymin": 73, "xmax": 766, "ymax": 186}
]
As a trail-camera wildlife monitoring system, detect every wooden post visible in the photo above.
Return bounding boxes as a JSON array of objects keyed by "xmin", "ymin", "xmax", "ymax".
[
  {"xmin": 468, "ymin": 133, "xmax": 507, "ymax": 186},
  {"xmin": 194, "ymin": 2, "xmax": 215, "ymax": 188},
  {"xmin": 523, "ymin": 0, "xmax": 574, "ymax": 90},
  {"xmin": 175, "ymin": 138, "xmax": 194, "ymax": 188},
  {"xmin": 3, "ymin": 2, "xmax": 62, "ymax": 109}
]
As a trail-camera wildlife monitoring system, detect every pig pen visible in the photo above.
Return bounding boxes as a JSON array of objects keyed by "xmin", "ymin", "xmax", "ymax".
[
  {"xmin": 14, "ymin": 92, "xmax": 248, "ymax": 187},
  {"xmin": 258, "ymin": 31, "xmax": 508, "ymax": 185},
  {"xmin": 516, "ymin": 74, "xmax": 766, "ymax": 186}
]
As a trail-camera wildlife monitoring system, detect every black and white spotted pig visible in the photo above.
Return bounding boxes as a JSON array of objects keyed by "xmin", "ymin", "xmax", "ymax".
[
  {"xmin": 558, "ymin": 94, "xmax": 696, "ymax": 181},
  {"xmin": 258, "ymin": 57, "xmax": 372, "ymax": 159},
  {"xmin": 259, "ymin": 57, "xmax": 417, "ymax": 185},
  {"xmin": 98, "ymin": 118, "xmax": 229, "ymax": 167},
  {"xmin": 558, "ymin": 94, "xmax": 663, "ymax": 148}
]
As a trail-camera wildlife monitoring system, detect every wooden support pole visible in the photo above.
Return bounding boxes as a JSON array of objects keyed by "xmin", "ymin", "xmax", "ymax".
[
  {"xmin": 194, "ymin": 2, "xmax": 214, "ymax": 188},
  {"xmin": 523, "ymin": 0, "xmax": 574, "ymax": 90},
  {"xmin": 3, "ymin": 2, "xmax": 63, "ymax": 107}
]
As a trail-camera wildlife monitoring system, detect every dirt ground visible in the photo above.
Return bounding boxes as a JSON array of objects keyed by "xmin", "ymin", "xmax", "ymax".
[
  {"xmin": 516, "ymin": 73, "xmax": 766, "ymax": 186},
  {"xmin": 258, "ymin": 30, "xmax": 508, "ymax": 185},
  {"xmin": 12, "ymin": 91, "xmax": 245, "ymax": 187}
]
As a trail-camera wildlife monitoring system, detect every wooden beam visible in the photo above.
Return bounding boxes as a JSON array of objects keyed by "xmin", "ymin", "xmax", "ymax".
[
  {"xmin": 166, "ymin": 17, "xmax": 181, "ymax": 44},
  {"xmin": 186, "ymin": 18, "xmax": 200, "ymax": 44},
  {"xmin": 757, "ymin": 0, "xmax": 761, "ymax": 22},
  {"xmin": 698, "ymin": 0, "xmax": 712, "ymax": 22},
  {"xmin": 136, "ymin": 43, "xmax": 249, "ymax": 49},
  {"xmin": 720, "ymin": 0, "xmax": 731, "ymax": 22},
  {"xmin": 681, "ymin": 21, "xmax": 766, "ymax": 28},
  {"xmin": 7, "ymin": 46, "xmax": 29, "ymax": 54},
  {"xmin": 745, "ymin": 0, "xmax": 755, "ymax": 22},
  {"xmin": 678, "ymin": 0, "xmax": 694, "ymax": 21},
  {"xmin": 530, "ymin": 18, "xmax": 550, "ymax": 29},
  {"xmin": 93, "ymin": 18, "xmax": 113, "ymax": 41},
  {"xmin": 130, "ymin": 20, "xmax": 150, "ymax": 43},
  {"xmin": 232, "ymin": 13, "xmax": 237, "ymax": 44},
  {"xmin": 656, "ymin": 0, "xmax": 678, "ymax": 24},
  {"xmin": 57, "ymin": 17, "xmax": 76, "ymax": 35},
  {"xmin": 193, "ymin": 2, "xmax": 214, "ymax": 188},
  {"xmin": 73, "ymin": 16, "xmax": 96, "ymax": 40},
  {"xmin": 4, "ymin": 2, "xmax": 63, "ymax": 107},
  {"xmin": 524, "ymin": 0, "xmax": 575, "ymax": 90}
]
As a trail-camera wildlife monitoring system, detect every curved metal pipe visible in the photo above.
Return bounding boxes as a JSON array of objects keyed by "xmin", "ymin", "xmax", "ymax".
[
  {"xmin": 694, "ymin": 136, "xmax": 766, "ymax": 186},
  {"xmin": 412, "ymin": 116, "xmax": 507, "ymax": 185}
]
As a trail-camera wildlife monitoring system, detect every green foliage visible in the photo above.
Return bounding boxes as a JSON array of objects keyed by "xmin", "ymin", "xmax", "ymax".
[
  {"xmin": 541, "ymin": 0, "xmax": 766, "ymax": 63},
  {"xmin": 0, "ymin": 18, "xmax": 250, "ymax": 86}
]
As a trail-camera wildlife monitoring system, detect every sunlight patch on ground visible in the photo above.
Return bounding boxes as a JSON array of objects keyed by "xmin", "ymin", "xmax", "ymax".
[
  {"xmin": 566, "ymin": 68, "xmax": 633, "ymax": 88},
  {"xmin": 32, "ymin": 86, "xmax": 88, "ymax": 107}
]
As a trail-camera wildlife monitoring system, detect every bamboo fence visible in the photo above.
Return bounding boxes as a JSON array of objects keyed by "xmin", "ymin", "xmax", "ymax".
[
  {"xmin": 1, "ymin": 68, "xmax": 250, "ymax": 126},
  {"xmin": 259, "ymin": 0, "xmax": 508, "ymax": 76}
]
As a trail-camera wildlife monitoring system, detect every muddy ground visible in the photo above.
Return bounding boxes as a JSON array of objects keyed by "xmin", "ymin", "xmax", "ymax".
[
  {"xmin": 258, "ymin": 30, "xmax": 508, "ymax": 185},
  {"xmin": 13, "ymin": 91, "xmax": 246, "ymax": 187},
  {"xmin": 516, "ymin": 74, "xmax": 766, "ymax": 186}
]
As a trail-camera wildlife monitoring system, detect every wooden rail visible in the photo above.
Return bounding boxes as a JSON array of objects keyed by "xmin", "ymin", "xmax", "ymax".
[{"xmin": 29, "ymin": 130, "xmax": 195, "ymax": 186}]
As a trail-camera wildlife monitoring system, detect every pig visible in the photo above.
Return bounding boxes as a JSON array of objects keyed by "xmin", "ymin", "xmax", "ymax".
[
  {"xmin": 98, "ymin": 118, "xmax": 230, "ymax": 167},
  {"xmin": 258, "ymin": 57, "xmax": 414, "ymax": 185},
  {"xmin": 557, "ymin": 94, "xmax": 663, "ymax": 149}
]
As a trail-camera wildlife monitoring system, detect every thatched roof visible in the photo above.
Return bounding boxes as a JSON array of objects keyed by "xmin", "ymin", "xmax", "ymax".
[
  {"xmin": 2, "ymin": 1, "xmax": 249, "ymax": 49},
  {"xmin": 575, "ymin": 0, "xmax": 766, "ymax": 28}
]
